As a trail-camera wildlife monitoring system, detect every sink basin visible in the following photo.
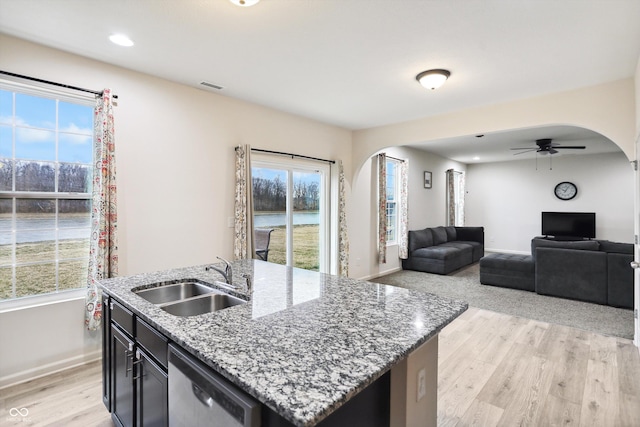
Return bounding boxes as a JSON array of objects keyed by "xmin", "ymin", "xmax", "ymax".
[
  {"xmin": 134, "ymin": 282, "xmax": 215, "ymax": 304},
  {"xmin": 161, "ymin": 292, "xmax": 246, "ymax": 316}
]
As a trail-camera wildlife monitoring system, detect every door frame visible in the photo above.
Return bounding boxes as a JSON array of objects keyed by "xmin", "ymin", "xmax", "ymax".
[
  {"xmin": 634, "ymin": 138, "xmax": 640, "ymax": 348},
  {"xmin": 251, "ymin": 154, "xmax": 331, "ymax": 273}
]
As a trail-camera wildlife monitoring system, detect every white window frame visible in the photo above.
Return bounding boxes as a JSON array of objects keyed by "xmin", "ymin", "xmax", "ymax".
[
  {"xmin": 386, "ymin": 158, "xmax": 401, "ymax": 246},
  {"xmin": 0, "ymin": 80, "xmax": 94, "ymax": 308}
]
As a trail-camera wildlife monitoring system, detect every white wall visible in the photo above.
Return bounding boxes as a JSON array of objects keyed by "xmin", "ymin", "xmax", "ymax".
[
  {"xmin": 466, "ymin": 152, "xmax": 634, "ymax": 253},
  {"xmin": 0, "ymin": 34, "xmax": 352, "ymax": 386},
  {"xmin": 349, "ymin": 146, "xmax": 465, "ymax": 280}
]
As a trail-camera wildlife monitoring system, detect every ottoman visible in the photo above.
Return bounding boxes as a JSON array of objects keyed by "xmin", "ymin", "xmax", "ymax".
[{"xmin": 479, "ymin": 253, "xmax": 535, "ymax": 291}]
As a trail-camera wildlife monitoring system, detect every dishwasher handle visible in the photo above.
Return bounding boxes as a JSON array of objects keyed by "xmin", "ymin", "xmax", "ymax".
[{"xmin": 192, "ymin": 383, "xmax": 214, "ymax": 408}]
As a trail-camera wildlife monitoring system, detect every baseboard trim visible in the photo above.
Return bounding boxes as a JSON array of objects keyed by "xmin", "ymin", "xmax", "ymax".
[
  {"xmin": 485, "ymin": 248, "xmax": 530, "ymax": 255},
  {"xmin": 0, "ymin": 350, "xmax": 102, "ymax": 390},
  {"xmin": 359, "ymin": 267, "xmax": 403, "ymax": 282}
]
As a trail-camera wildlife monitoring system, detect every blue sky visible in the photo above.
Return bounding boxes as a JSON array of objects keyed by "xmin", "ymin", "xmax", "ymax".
[
  {"xmin": 0, "ymin": 90, "xmax": 93, "ymax": 164},
  {"xmin": 252, "ymin": 167, "xmax": 321, "ymax": 186}
]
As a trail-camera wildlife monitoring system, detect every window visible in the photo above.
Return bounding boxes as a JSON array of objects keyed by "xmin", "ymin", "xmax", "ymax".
[
  {"xmin": 0, "ymin": 85, "xmax": 94, "ymax": 301},
  {"xmin": 386, "ymin": 158, "xmax": 400, "ymax": 244}
]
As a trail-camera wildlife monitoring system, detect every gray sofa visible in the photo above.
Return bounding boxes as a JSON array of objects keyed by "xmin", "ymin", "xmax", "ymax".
[
  {"xmin": 479, "ymin": 238, "xmax": 634, "ymax": 309},
  {"xmin": 402, "ymin": 226, "xmax": 484, "ymax": 274}
]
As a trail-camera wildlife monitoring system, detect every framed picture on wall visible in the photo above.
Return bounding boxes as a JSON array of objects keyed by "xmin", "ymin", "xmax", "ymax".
[{"xmin": 424, "ymin": 171, "xmax": 432, "ymax": 189}]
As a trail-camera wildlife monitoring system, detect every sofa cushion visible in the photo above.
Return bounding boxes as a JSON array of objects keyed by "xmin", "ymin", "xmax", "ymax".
[
  {"xmin": 607, "ymin": 252, "xmax": 634, "ymax": 308},
  {"xmin": 445, "ymin": 226, "xmax": 457, "ymax": 241},
  {"xmin": 598, "ymin": 240, "xmax": 633, "ymax": 255},
  {"xmin": 531, "ymin": 238, "xmax": 600, "ymax": 261},
  {"xmin": 409, "ymin": 228, "xmax": 433, "ymax": 254},
  {"xmin": 413, "ymin": 245, "xmax": 464, "ymax": 261},
  {"xmin": 431, "ymin": 226, "xmax": 448, "ymax": 245}
]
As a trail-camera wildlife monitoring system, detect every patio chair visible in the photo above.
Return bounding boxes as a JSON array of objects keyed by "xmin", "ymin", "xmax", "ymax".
[{"xmin": 255, "ymin": 228, "xmax": 274, "ymax": 261}]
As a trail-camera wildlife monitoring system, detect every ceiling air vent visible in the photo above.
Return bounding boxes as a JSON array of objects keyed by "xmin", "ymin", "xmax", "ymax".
[{"xmin": 200, "ymin": 81, "xmax": 223, "ymax": 90}]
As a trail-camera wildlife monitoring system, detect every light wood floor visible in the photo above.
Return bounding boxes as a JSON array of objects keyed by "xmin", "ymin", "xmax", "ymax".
[{"xmin": 1, "ymin": 307, "xmax": 639, "ymax": 426}]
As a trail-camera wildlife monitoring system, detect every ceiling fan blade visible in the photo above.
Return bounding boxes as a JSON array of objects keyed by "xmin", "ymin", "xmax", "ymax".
[
  {"xmin": 513, "ymin": 149, "xmax": 537, "ymax": 155},
  {"xmin": 510, "ymin": 147, "xmax": 535, "ymax": 150},
  {"xmin": 554, "ymin": 146, "xmax": 585, "ymax": 149},
  {"xmin": 548, "ymin": 148, "xmax": 559, "ymax": 154}
]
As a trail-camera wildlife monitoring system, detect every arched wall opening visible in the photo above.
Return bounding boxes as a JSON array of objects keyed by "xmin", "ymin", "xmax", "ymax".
[{"xmin": 347, "ymin": 78, "xmax": 636, "ymax": 281}]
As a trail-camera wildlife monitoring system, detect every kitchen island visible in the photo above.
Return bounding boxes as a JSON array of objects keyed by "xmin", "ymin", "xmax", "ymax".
[{"xmin": 100, "ymin": 259, "xmax": 467, "ymax": 427}]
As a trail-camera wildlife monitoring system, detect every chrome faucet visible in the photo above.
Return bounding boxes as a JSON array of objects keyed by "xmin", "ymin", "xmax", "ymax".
[{"xmin": 205, "ymin": 256, "xmax": 233, "ymax": 285}]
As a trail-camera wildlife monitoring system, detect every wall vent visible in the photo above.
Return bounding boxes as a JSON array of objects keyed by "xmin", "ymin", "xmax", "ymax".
[{"xmin": 200, "ymin": 81, "xmax": 223, "ymax": 90}]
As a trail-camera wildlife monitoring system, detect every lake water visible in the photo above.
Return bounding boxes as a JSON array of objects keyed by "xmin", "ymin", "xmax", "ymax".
[
  {"xmin": 254, "ymin": 212, "xmax": 319, "ymax": 227},
  {"xmin": 0, "ymin": 217, "xmax": 90, "ymax": 244}
]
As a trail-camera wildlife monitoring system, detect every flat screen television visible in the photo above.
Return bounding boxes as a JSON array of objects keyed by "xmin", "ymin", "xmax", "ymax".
[{"xmin": 541, "ymin": 212, "xmax": 596, "ymax": 239}]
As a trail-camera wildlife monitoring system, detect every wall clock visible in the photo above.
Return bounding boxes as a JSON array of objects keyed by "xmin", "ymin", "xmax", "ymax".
[{"xmin": 554, "ymin": 181, "xmax": 577, "ymax": 200}]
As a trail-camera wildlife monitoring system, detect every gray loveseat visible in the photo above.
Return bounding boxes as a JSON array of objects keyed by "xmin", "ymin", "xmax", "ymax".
[
  {"xmin": 480, "ymin": 238, "xmax": 634, "ymax": 309},
  {"xmin": 402, "ymin": 226, "xmax": 484, "ymax": 274}
]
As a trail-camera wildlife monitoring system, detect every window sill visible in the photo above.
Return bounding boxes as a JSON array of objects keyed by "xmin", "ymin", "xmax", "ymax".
[{"xmin": 0, "ymin": 288, "xmax": 86, "ymax": 313}]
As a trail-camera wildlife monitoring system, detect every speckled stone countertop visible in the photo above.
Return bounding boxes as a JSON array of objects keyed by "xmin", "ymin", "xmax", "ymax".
[{"xmin": 100, "ymin": 260, "xmax": 467, "ymax": 427}]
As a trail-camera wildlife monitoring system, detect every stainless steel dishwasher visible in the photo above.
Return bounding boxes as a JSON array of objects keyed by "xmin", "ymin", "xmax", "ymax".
[{"xmin": 168, "ymin": 344, "xmax": 261, "ymax": 427}]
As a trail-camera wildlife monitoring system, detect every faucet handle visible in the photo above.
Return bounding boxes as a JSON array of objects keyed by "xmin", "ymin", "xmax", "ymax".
[{"xmin": 242, "ymin": 274, "xmax": 252, "ymax": 293}]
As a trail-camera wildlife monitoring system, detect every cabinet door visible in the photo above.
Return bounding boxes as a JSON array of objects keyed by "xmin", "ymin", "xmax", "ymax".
[
  {"xmin": 136, "ymin": 349, "xmax": 168, "ymax": 427},
  {"xmin": 111, "ymin": 325, "xmax": 135, "ymax": 427},
  {"xmin": 102, "ymin": 294, "xmax": 111, "ymax": 410}
]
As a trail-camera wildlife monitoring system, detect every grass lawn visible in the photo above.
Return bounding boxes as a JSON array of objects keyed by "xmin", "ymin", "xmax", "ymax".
[
  {"xmin": 0, "ymin": 239, "xmax": 89, "ymax": 300},
  {"xmin": 264, "ymin": 224, "xmax": 319, "ymax": 271}
]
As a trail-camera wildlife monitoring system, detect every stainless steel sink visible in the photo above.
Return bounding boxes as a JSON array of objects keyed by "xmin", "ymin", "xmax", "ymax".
[
  {"xmin": 134, "ymin": 282, "xmax": 215, "ymax": 304},
  {"xmin": 161, "ymin": 292, "xmax": 246, "ymax": 316}
]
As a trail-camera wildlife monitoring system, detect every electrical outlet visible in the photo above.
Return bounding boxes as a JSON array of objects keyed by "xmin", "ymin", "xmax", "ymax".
[{"xmin": 417, "ymin": 368, "xmax": 426, "ymax": 401}]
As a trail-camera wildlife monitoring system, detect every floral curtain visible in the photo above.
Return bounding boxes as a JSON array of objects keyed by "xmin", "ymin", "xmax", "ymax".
[
  {"xmin": 446, "ymin": 169, "xmax": 455, "ymax": 226},
  {"xmin": 377, "ymin": 153, "xmax": 387, "ymax": 264},
  {"xmin": 233, "ymin": 144, "xmax": 255, "ymax": 260},
  {"xmin": 85, "ymin": 89, "xmax": 118, "ymax": 331},
  {"xmin": 398, "ymin": 159, "xmax": 409, "ymax": 259},
  {"xmin": 446, "ymin": 169, "xmax": 465, "ymax": 226},
  {"xmin": 337, "ymin": 160, "xmax": 349, "ymax": 276}
]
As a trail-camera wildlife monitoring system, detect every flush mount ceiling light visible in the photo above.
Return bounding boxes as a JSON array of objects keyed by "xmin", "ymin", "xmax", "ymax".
[
  {"xmin": 416, "ymin": 69, "xmax": 450, "ymax": 90},
  {"xmin": 229, "ymin": 0, "xmax": 260, "ymax": 6},
  {"xmin": 109, "ymin": 34, "xmax": 134, "ymax": 47}
]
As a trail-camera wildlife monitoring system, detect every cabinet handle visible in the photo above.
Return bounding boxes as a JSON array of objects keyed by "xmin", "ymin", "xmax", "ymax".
[
  {"xmin": 132, "ymin": 350, "xmax": 144, "ymax": 380},
  {"xmin": 125, "ymin": 343, "xmax": 134, "ymax": 377}
]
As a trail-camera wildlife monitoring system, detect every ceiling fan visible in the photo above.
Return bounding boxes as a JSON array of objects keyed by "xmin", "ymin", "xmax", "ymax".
[{"xmin": 511, "ymin": 138, "xmax": 586, "ymax": 155}]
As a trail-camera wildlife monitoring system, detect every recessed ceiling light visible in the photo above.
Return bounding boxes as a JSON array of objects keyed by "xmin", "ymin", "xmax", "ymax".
[
  {"xmin": 109, "ymin": 34, "xmax": 134, "ymax": 47},
  {"xmin": 229, "ymin": 0, "xmax": 260, "ymax": 6},
  {"xmin": 473, "ymin": 156, "xmax": 480, "ymax": 161}
]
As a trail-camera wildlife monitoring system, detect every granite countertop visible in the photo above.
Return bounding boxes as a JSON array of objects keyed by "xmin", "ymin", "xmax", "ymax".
[{"xmin": 100, "ymin": 259, "xmax": 467, "ymax": 427}]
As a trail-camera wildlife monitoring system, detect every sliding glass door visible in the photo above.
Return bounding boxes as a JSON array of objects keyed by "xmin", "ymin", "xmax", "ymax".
[{"xmin": 252, "ymin": 156, "xmax": 329, "ymax": 272}]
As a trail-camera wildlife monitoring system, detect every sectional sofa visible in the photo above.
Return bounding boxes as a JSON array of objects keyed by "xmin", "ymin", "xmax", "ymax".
[
  {"xmin": 479, "ymin": 237, "xmax": 634, "ymax": 309},
  {"xmin": 402, "ymin": 226, "xmax": 484, "ymax": 274}
]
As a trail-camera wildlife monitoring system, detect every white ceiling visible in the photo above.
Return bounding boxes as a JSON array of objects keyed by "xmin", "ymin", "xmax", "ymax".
[{"xmin": 1, "ymin": 0, "xmax": 639, "ymax": 162}]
